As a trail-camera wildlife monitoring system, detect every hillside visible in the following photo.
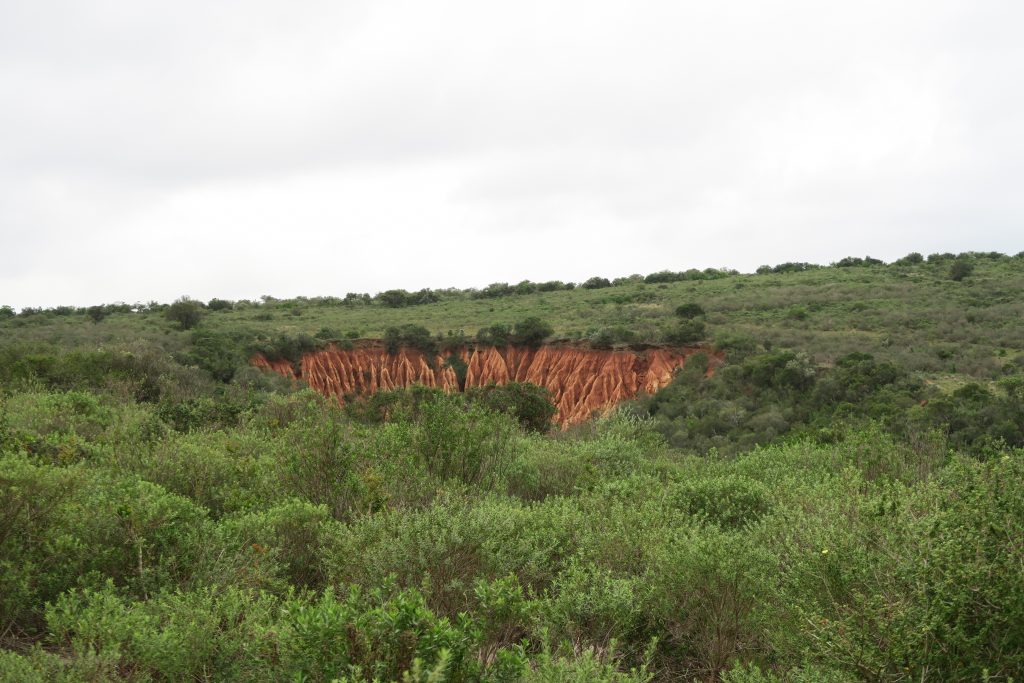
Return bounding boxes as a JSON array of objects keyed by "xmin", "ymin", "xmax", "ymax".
[
  {"xmin": 253, "ymin": 342, "xmax": 719, "ymax": 427},
  {"xmin": 6, "ymin": 252, "xmax": 1022, "ymax": 381},
  {"xmin": 1, "ymin": 251, "xmax": 1023, "ymax": 681}
]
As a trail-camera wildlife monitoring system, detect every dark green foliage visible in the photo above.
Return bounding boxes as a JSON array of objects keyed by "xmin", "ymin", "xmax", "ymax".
[
  {"xmin": 314, "ymin": 326, "xmax": 342, "ymax": 340},
  {"xmin": 377, "ymin": 289, "xmax": 442, "ymax": 307},
  {"xmin": 641, "ymin": 350, "xmax": 925, "ymax": 455},
  {"xmin": 377, "ymin": 289, "xmax": 409, "ymax": 307},
  {"xmin": 667, "ymin": 475, "xmax": 771, "ymax": 529},
  {"xmin": 476, "ymin": 317, "xmax": 554, "ymax": 347},
  {"xmin": 415, "ymin": 394, "xmax": 518, "ymax": 487},
  {"xmin": 344, "ymin": 383, "xmax": 555, "ymax": 436},
  {"xmin": 602, "ymin": 290, "xmax": 657, "ymax": 305},
  {"xmin": 756, "ymin": 262, "xmax": 819, "ymax": 274},
  {"xmin": 443, "ymin": 353, "xmax": 469, "ymax": 390},
  {"xmin": 156, "ymin": 395, "xmax": 251, "ymax": 432},
  {"xmin": 662, "ymin": 319, "xmax": 706, "ymax": 345},
  {"xmin": 188, "ymin": 330, "xmax": 251, "ymax": 382},
  {"xmin": 0, "ymin": 361, "xmax": 1022, "ymax": 680},
  {"xmin": 476, "ymin": 282, "xmax": 513, "ymax": 299},
  {"xmin": 0, "ymin": 345, "xmax": 213, "ymax": 403},
  {"xmin": 344, "ymin": 292, "xmax": 372, "ymax": 305},
  {"xmin": 923, "ymin": 381, "xmax": 1024, "ymax": 451},
  {"xmin": 512, "ymin": 316, "xmax": 554, "ymax": 347},
  {"xmin": 207, "ymin": 298, "xmax": 234, "ymax": 311},
  {"xmin": 645, "ymin": 268, "xmax": 735, "ymax": 283},
  {"xmin": 949, "ymin": 258, "xmax": 975, "ymax": 281},
  {"xmin": 673, "ymin": 303, "xmax": 705, "ymax": 319},
  {"xmin": 251, "ymin": 332, "xmax": 320, "ymax": 365},
  {"xmin": 894, "ymin": 251, "xmax": 924, "ymax": 265},
  {"xmin": 383, "ymin": 324, "xmax": 436, "ymax": 356},
  {"xmin": 513, "ymin": 280, "xmax": 537, "ymax": 295},
  {"xmin": 582, "ymin": 276, "xmax": 612, "ymax": 289},
  {"xmin": 466, "ymin": 382, "xmax": 557, "ymax": 433},
  {"xmin": 536, "ymin": 280, "xmax": 573, "ymax": 292},
  {"xmin": 438, "ymin": 330, "xmax": 470, "ymax": 355},
  {"xmin": 587, "ymin": 324, "xmax": 641, "ymax": 348},
  {"xmin": 476, "ymin": 323, "xmax": 513, "ymax": 347},
  {"xmin": 2, "ymin": 254, "xmax": 1024, "ymax": 680},
  {"xmin": 165, "ymin": 297, "xmax": 205, "ymax": 330},
  {"xmin": 834, "ymin": 255, "xmax": 884, "ymax": 267},
  {"xmin": 342, "ymin": 384, "xmax": 444, "ymax": 424},
  {"xmin": 86, "ymin": 305, "xmax": 107, "ymax": 323}
]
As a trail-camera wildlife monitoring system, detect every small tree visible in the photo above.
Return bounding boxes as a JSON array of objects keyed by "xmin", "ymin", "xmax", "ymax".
[
  {"xmin": 895, "ymin": 252, "xmax": 924, "ymax": 265},
  {"xmin": 663, "ymin": 319, "xmax": 706, "ymax": 345},
  {"xmin": 86, "ymin": 305, "xmax": 107, "ymax": 323},
  {"xmin": 674, "ymin": 303, "xmax": 705, "ymax": 319},
  {"xmin": 165, "ymin": 297, "xmax": 204, "ymax": 330},
  {"xmin": 476, "ymin": 324, "xmax": 512, "ymax": 347},
  {"xmin": 511, "ymin": 317, "xmax": 553, "ymax": 347},
  {"xmin": 949, "ymin": 259, "xmax": 974, "ymax": 281},
  {"xmin": 207, "ymin": 298, "xmax": 234, "ymax": 311},
  {"xmin": 581, "ymin": 276, "xmax": 612, "ymax": 289},
  {"xmin": 466, "ymin": 382, "xmax": 557, "ymax": 433},
  {"xmin": 383, "ymin": 324, "xmax": 435, "ymax": 356},
  {"xmin": 377, "ymin": 289, "xmax": 411, "ymax": 307}
]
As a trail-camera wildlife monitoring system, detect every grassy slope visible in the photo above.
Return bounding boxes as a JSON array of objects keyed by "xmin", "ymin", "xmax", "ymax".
[
  {"xmin": 2, "ymin": 255, "xmax": 1023, "ymax": 681},
  {"xmin": 5, "ymin": 256, "xmax": 1023, "ymax": 384}
]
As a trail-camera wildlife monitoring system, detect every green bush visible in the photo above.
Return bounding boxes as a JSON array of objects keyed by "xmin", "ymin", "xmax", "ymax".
[
  {"xmin": 512, "ymin": 316, "xmax": 554, "ymax": 347},
  {"xmin": 207, "ymin": 298, "xmax": 234, "ymax": 311},
  {"xmin": 582, "ymin": 276, "xmax": 612, "ymax": 289},
  {"xmin": 662, "ymin": 319, "xmax": 706, "ymax": 345},
  {"xmin": 384, "ymin": 324, "xmax": 436, "ymax": 356},
  {"xmin": 674, "ymin": 303, "xmax": 705, "ymax": 319},
  {"xmin": 949, "ymin": 258, "xmax": 975, "ymax": 281},
  {"xmin": 667, "ymin": 475, "xmax": 771, "ymax": 529},
  {"xmin": 415, "ymin": 395, "xmax": 518, "ymax": 488},
  {"xmin": 164, "ymin": 296, "xmax": 205, "ymax": 330},
  {"xmin": 466, "ymin": 382, "xmax": 557, "ymax": 433},
  {"xmin": 645, "ymin": 529, "xmax": 771, "ymax": 679}
]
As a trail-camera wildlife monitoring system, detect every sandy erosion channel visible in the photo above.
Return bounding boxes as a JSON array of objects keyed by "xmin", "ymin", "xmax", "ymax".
[{"xmin": 253, "ymin": 342, "xmax": 722, "ymax": 427}]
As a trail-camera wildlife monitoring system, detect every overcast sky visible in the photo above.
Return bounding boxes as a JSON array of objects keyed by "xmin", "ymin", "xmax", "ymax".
[{"xmin": 1, "ymin": 1, "xmax": 1022, "ymax": 309}]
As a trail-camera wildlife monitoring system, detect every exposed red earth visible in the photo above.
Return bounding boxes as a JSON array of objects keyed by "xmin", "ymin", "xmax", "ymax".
[{"xmin": 253, "ymin": 343, "xmax": 721, "ymax": 427}]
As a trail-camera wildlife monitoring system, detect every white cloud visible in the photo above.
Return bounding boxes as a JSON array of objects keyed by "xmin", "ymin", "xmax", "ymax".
[{"xmin": 1, "ymin": 0, "xmax": 1021, "ymax": 308}]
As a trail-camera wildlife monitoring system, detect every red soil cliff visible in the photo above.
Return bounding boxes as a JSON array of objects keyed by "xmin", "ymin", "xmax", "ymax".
[{"xmin": 253, "ymin": 343, "xmax": 721, "ymax": 427}]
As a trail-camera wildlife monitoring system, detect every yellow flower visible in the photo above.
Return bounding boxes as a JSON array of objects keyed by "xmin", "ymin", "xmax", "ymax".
[{"xmin": 821, "ymin": 548, "xmax": 829, "ymax": 555}]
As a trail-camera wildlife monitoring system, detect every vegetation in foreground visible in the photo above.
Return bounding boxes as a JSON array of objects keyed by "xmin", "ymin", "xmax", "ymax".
[{"xmin": 1, "ymin": 251, "xmax": 1023, "ymax": 681}]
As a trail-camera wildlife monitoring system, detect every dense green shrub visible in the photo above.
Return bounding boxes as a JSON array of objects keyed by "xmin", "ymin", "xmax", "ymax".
[
  {"xmin": 415, "ymin": 395, "xmax": 518, "ymax": 487},
  {"xmin": 674, "ymin": 302, "xmax": 705, "ymax": 319},
  {"xmin": 667, "ymin": 475, "xmax": 771, "ymax": 529},
  {"xmin": 164, "ymin": 296, "xmax": 205, "ymax": 330},
  {"xmin": 536, "ymin": 280, "xmax": 574, "ymax": 292},
  {"xmin": 949, "ymin": 258, "xmax": 975, "ymax": 281},
  {"xmin": 582, "ymin": 276, "xmax": 612, "ymax": 289},
  {"xmin": 207, "ymin": 298, "xmax": 234, "ymax": 311},
  {"xmin": 662, "ymin": 319, "xmax": 706, "ymax": 345},
  {"xmin": 465, "ymin": 382, "xmax": 557, "ymax": 433},
  {"xmin": 476, "ymin": 317, "xmax": 554, "ymax": 347},
  {"xmin": 250, "ymin": 332, "xmax": 320, "ymax": 365},
  {"xmin": 512, "ymin": 316, "xmax": 554, "ymax": 347},
  {"xmin": 384, "ymin": 324, "xmax": 436, "ymax": 356},
  {"xmin": 893, "ymin": 251, "xmax": 924, "ymax": 265},
  {"xmin": 188, "ymin": 329, "xmax": 252, "ymax": 381},
  {"xmin": 3, "ymin": 254, "xmax": 1024, "ymax": 680},
  {"xmin": 476, "ymin": 323, "xmax": 513, "ymax": 346},
  {"xmin": 588, "ymin": 325, "xmax": 639, "ymax": 348}
]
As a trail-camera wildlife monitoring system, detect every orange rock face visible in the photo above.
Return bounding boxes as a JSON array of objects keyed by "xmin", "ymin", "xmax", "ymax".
[
  {"xmin": 250, "ymin": 355, "xmax": 298, "ymax": 378},
  {"xmin": 252, "ymin": 343, "xmax": 721, "ymax": 428}
]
